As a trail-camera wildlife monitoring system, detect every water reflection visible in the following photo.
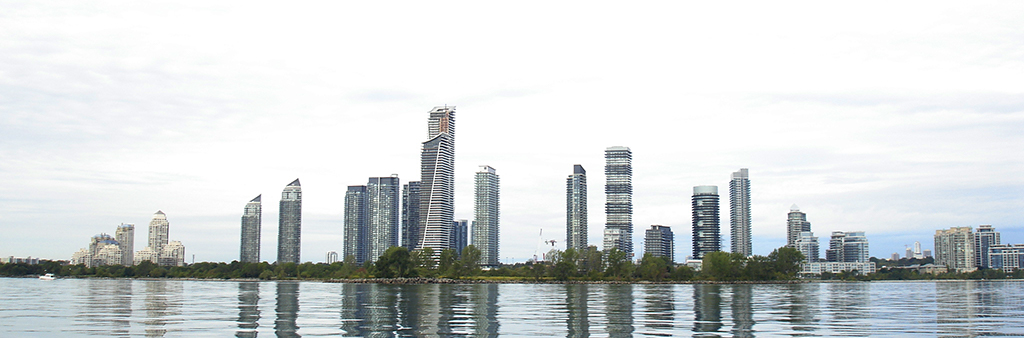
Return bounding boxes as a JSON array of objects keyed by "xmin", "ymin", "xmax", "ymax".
[
  {"xmin": 729, "ymin": 285, "xmax": 753, "ymax": 338},
  {"xmin": 144, "ymin": 280, "xmax": 182, "ymax": 338},
  {"xmin": 606, "ymin": 284, "xmax": 634, "ymax": 337},
  {"xmin": 471, "ymin": 284, "xmax": 500, "ymax": 336},
  {"xmin": 641, "ymin": 284, "xmax": 674, "ymax": 332},
  {"xmin": 824, "ymin": 282, "xmax": 869, "ymax": 335},
  {"xmin": 782, "ymin": 283, "xmax": 818, "ymax": 334},
  {"xmin": 693, "ymin": 284, "xmax": 722, "ymax": 336},
  {"xmin": 275, "ymin": 282, "xmax": 300, "ymax": 337},
  {"xmin": 565, "ymin": 284, "xmax": 589, "ymax": 337},
  {"xmin": 236, "ymin": 282, "xmax": 260, "ymax": 338}
]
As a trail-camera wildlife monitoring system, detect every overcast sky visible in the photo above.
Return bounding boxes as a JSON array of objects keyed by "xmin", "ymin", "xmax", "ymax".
[{"xmin": 2, "ymin": 2, "xmax": 1022, "ymax": 264}]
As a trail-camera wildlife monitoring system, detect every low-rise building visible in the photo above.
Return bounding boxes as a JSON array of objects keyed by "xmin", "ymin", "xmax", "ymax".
[
  {"xmin": 989, "ymin": 244, "xmax": 1024, "ymax": 273},
  {"xmin": 800, "ymin": 261, "xmax": 877, "ymax": 275}
]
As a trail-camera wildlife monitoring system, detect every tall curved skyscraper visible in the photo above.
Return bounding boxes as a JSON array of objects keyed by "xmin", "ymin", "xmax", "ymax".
[
  {"xmin": 602, "ymin": 146, "xmax": 633, "ymax": 257},
  {"xmin": 419, "ymin": 106, "xmax": 455, "ymax": 258},
  {"xmin": 240, "ymin": 195, "xmax": 261, "ymax": 263},
  {"xmin": 278, "ymin": 179, "xmax": 301, "ymax": 264}
]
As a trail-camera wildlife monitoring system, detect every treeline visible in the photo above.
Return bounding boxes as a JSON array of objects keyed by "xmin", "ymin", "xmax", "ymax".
[
  {"xmin": 0, "ymin": 246, "xmax": 807, "ymax": 282},
  {"xmin": 822, "ymin": 266, "xmax": 1024, "ymax": 281}
]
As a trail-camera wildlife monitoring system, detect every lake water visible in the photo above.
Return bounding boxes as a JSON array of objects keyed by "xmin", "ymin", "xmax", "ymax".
[{"xmin": 1, "ymin": 278, "xmax": 1021, "ymax": 337}]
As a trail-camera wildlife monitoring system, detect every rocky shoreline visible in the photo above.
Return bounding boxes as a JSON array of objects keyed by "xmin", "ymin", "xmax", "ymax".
[{"xmin": 325, "ymin": 278, "xmax": 810, "ymax": 285}]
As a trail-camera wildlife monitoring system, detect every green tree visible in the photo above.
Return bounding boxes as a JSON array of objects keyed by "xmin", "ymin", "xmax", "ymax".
[
  {"xmin": 580, "ymin": 246, "xmax": 604, "ymax": 279},
  {"xmin": 438, "ymin": 249, "xmax": 458, "ymax": 277},
  {"xmin": 637, "ymin": 254, "xmax": 670, "ymax": 281},
  {"xmin": 604, "ymin": 249, "xmax": 634, "ymax": 280},
  {"xmin": 768, "ymin": 247, "xmax": 804, "ymax": 279},
  {"xmin": 700, "ymin": 251, "xmax": 745, "ymax": 280},
  {"xmin": 375, "ymin": 246, "xmax": 415, "ymax": 278},
  {"xmin": 456, "ymin": 245, "xmax": 482, "ymax": 278}
]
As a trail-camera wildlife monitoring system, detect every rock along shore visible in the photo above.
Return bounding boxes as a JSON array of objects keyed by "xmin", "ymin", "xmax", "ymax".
[{"xmin": 325, "ymin": 278, "xmax": 809, "ymax": 285}]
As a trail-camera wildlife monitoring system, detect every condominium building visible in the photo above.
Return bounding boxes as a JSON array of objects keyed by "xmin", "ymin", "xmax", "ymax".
[
  {"xmin": 566, "ymin": 164, "xmax": 588, "ymax": 251},
  {"xmin": 473, "ymin": 165, "xmax": 500, "ymax": 267},
  {"xmin": 367, "ymin": 176, "xmax": 400, "ymax": 262},
  {"xmin": 401, "ymin": 181, "xmax": 421, "ymax": 250},
  {"xmin": 419, "ymin": 106, "xmax": 456, "ymax": 258},
  {"xmin": 278, "ymin": 179, "xmax": 302, "ymax": 264},
  {"xmin": 602, "ymin": 146, "xmax": 633, "ymax": 257},
  {"xmin": 148, "ymin": 210, "xmax": 170, "ymax": 252},
  {"xmin": 786, "ymin": 205, "xmax": 810, "ymax": 248},
  {"xmin": 344, "ymin": 185, "xmax": 368, "ymax": 264},
  {"xmin": 934, "ymin": 226, "xmax": 976, "ymax": 273},
  {"xmin": 159, "ymin": 241, "xmax": 186, "ymax": 266},
  {"xmin": 794, "ymin": 231, "xmax": 819, "ymax": 263},
  {"xmin": 644, "ymin": 225, "xmax": 674, "ymax": 262},
  {"xmin": 452, "ymin": 219, "xmax": 469, "ymax": 255},
  {"xmin": 692, "ymin": 185, "xmax": 720, "ymax": 259},
  {"xmin": 974, "ymin": 225, "xmax": 1001, "ymax": 269},
  {"xmin": 326, "ymin": 251, "xmax": 339, "ymax": 264},
  {"xmin": 115, "ymin": 223, "xmax": 134, "ymax": 266},
  {"xmin": 240, "ymin": 195, "xmax": 262, "ymax": 263},
  {"xmin": 988, "ymin": 244, "xmax": 1024, "ymax": 273},
  {"xmin": 729, "ymin": 168, "xmax": 751, "ymax": 256},
  {"xmin": 826, "ymin": 231, "xmax": 869, "ymax": 263}
]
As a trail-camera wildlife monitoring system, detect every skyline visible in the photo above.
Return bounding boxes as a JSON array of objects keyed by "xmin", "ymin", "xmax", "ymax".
[{"xmin": 2, "ymin": 2, "xmax": 1023, "ymax": 264}]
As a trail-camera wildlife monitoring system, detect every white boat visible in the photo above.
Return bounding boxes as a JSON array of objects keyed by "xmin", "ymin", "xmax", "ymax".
[{"xmin": 38, "ymin": 273, "xmax": 55, "ymax": 281}]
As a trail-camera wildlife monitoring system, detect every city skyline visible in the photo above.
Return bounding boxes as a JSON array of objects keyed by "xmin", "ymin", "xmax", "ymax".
[{"xmin": 2, "ymin": 3, "xmax": 1022, "ymax": 264}]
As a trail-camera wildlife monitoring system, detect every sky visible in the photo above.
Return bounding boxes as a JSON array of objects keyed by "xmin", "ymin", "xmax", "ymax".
[{"xmin": 1, "ymin": 1, "xmax": 1022, "ymax": 264}]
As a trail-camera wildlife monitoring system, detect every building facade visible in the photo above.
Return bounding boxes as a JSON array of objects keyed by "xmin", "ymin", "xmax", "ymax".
[
  {"xmin": 115, "ymin": 223, "xmax": 134, "ymax": 266},
  {"xmin": 786, "ymin": 205, "xmax": 810, "ymax": 248},
  {"xmin": 602, "ymin": 146, "xmax": 633, "ymax": 257},
  {"xmin": 326, "ymin": 251, "xmax": 339, "ymax": 264},
  {"xmin": 566, "ymin": 164, "xmax": 588, "ymax": 252},
  {"xmin": 240, "ymin": 195, "xmax": 262, "ymax": 263},
  {"xmin": 934, "ymin": 226, "xmax": 976, "ymax": 273},
  {"xmin": 795, "ymin": 231, "xmax": 819, "ymax": 263},
  {"xmin": 452, "ymin": 219, "xmax": 469, "ymax": 255},
  {"xmin": 278, "ymin": 179, "xmax": 302, "ymax": 264},
  {"xmin": 367, "ymin": 176, "xmax": 400, "ymax": 262},
  {"xmin": 988, "ymin": 244, "xmax": 1024, "ymax": 273},
  {"xmin": 692, "ymin": 185, "xmax": 720, "ymax": 259},
  {"xmin": 644, "ymin": 225, "xmax": 674, "ymax": 262},
  {"xmin": 826, "ymin": 231, "xmax": 869, "ymax": 263},
  {"xmin": 344, "ymin": 185, "xmax": 368, "ymax": 264},
  {"xmin": 473, "ymin": 165, "xmax": 500, "ymax": 267},
  {"xmin": 974, "ymin": 225, "xmax": 1001, "ymax": 269},
  {"xmin": 401, "ymin": 181, "xmax": 421, "ymax": 250},
  {"xmin": 419, "ymin": 106, "xmax": 456, "ymax": 258},
  {"xmin": 729, "ymin": 168, "xmax": 751, "ymax": 257},
  {"xmin": 148, "ymin": 210, "xmax": 170, "ymax": 252},
  {"xmin": 159, "ymin": 241, "xmax": 186, "ymax": 266}
]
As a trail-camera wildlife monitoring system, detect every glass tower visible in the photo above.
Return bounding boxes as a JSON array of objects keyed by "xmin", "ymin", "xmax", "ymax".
[
  {"xmin": 419, "ymin": 106, "xmax": 456, "ymax": 258},
  {"xmin": 367, "ymin": 176, "xmax": 400, "ymax": 262},
  {"xmin": 974, "ymin": 225, "xmax": 1001, "ymax": 269},
  {"xmin": 402, "ymin": 181, "xmax": 421, "ymax": 250},
  {"xmin": 344, "ymin": 185, "xmax": 368, "ymax": 264},
  {"xmin": 473, "ymin": 165, "xmax": 500, "ymax": 267},
  {"xmin": 644, "ymin": 225, "xmax": 674, "ymax": 262},
  {"xmin": 566, "ymin": 164, "xmax": 588, "ymax": 251},
  {"xmin": 692, "ymin": 186, "xmax": 720, "ymax": 259},
  {"xmin": 729, "ymin": 168, "xmax": 751, "ymax": 256},
  {"xmin": 786, "ymin": 205, "xmax": 811, "ymax": 248},
  {"xmin": 240, "ymin": 195, "xmax": 261, "ymax": 263},
  {"xmin": 602, "ymin": 146, "xmax": 633, "ymax": 257},
  {"xmin": 278, "ymin": 179, "xmax": 302, "ymax": 264}
]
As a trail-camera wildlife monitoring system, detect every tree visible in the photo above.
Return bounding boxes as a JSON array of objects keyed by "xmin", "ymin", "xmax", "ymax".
[
  {"xmin": 456, "ymin": 245, "xmax": 482, "ymax": 278},
  {"xmin": 375, "ymin": 246, "xmax": 415, "ymax": 278},
  {"xmin": 637, "ymin": 254, "xmax": 670, "ymax": 281},
  {"xmin": 768, "ymin": 247, "xmax": 804, "ymax": 279},
  {"xmin": 604, "ymin": 249, "xmax": 634, "ymax": 280},
  {"xmin": 701, "ymin": 251, "xmax": 745, "ymax": 280},
  {"xmin": 438, "ymin": 249, "xmax": 458, "ymax": 277},
  {"xmin": 580, "ymin": 246, "xmax": 604, "ymax": 279}
]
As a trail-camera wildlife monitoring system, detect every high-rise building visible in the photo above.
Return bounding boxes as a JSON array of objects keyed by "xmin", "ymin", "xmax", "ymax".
[
  {"xmin": 367, "ymin": 176, "xmax": 401, "ymax": 262},
  {"xmin": 913, "ymin": 241, "xmax": 923, "ymax": 259},
  {"xmin": 974, "ymin": 225, "xmax": 1001, "ymax": 269},
  {"xmin": 115, "ymin": 223, "xmax": 134, "ymax": 266},
  {"xmin": 148, "ymin": 210, "xmax": 170, "ymax": 252},
  {"xmin": 473, "ymin": 165, "xmax": 500, "ymax": 267},
  {"xmin": 905, "ymin": 247, "xmax": 913, "ymax": 260},
  {"xmin": 786, "ymin": 205, "xmax": 811, "ymax": 248},
  {"xmin": 935, "ymin": 226, "xmax": 976, "ymax": 273},
  {"xmin": 419, "ymin": 106, "xmax": 456, "ymax": 258},
  {"xmin": 566, "ymin": 164, "xmax": 588, "ymax": 252},
  {"xmin": 452, "ymin": 219, "xmax": 469, "ymax": 255},
  {"xmin": 692, "ymin": 186, "xmax": 720, "ymax": 259},
  {"xmin": 826, "ymin": 231, "xmax": 869, "ymax": 263},
  {"xmin": 344, "ymin": 185, "xmax": 368, "ymax": 264},
  {"xmin": 923, "ymin": 249, "xmax": 932, "ymax": 258},
  {"xmin": 240, "ymin": 195, "xmax": 262, "ymax": 263},
  {"xmin": 402, "ymin": 181, "xmax": 421, "ymax": 250},
  {"xmin": 794, "ymin": 231, "xmax": 819, "ymax": 263},
  {"xmin": 278, "ymin": 179, "xmax": 302, "ymax": 264},
  {"xmin": 988, "ymin": 244, "xmax": 1024, "ymax": 273},
  {"xmin": 644, "ymin": 225, "xmax": 674, "ymax": 262},
  {"xmin": 159, "ymin": 241, "xmax": 186, "ymax": 266},
  {"xmin": 891, "ymin": 253, "xmax": 900, "ymax": 261},
  {"xmin": 729, "ymin": 168, "xmax": 751, "ymax": 257},
  {"xmin": 602, "ymin": 146, "xmax": 633, "ymax": 257},
  {"xmin": 88, "ymin": 233, "xmax": 120, "ymax": 267}
]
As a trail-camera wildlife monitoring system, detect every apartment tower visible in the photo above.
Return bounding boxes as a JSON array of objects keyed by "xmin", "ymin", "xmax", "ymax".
[
  {"xmin": 148, "ymin": 210, "xmax": 169, "ymax": 252},
  {"xmin": 566, "ymin": 164, "xmax": 588, "ymax": 251},
  {"xmin": 115, "ymin": 224, "xmax": 134, "ymax": 266},
  {"xmin": 419, "ymin": 106, "xmax": 456, "ymax": 258},
  {"xmin": 344, "ymin": 185, "xmax": 368, "ymax": 264},
  {"xmin": 473, "ymin": 165, "xmax": 500, "ymax": 267},
  {"xmin": 692, "ymin": 185, "xmax": 720, "ymax": 259},
  {"xmin": 602, "ymin": 146, "xmax": 633, "ymax": 257},
  {"xmin": 645, "ymin": 225, "xmax": 674, "ymax": 262},
  {"xmin": 729, "ymin": 168, "xmax": 751, "ymax": 256},
  {"xmin": 278, "ymin": 179, "xmax": 302, "ymax": 264},
  {"xmin": 240, "ymin": 195, "xmax": 261, "ymax": 263},
  {"xmin": 786, "ymin": 205, "xmax": 811, "ymax": 248}
]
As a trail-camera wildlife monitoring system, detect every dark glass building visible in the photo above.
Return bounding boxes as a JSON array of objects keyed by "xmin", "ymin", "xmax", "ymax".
[
  {"xmin": 240, "ymin": 195, "xmax": 261, "ymax": 263},
  {"xmin": 602, "ymin": 146, "xmax": 633, "ymax": 257},
  {"xmin": 691, "ymin": 185, "xmax": 720, "ymax": 259}
]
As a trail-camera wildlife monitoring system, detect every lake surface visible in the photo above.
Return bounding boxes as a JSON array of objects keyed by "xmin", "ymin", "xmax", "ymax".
[{"xmin": 1, "ymin": 278, "xmax": 1021, "ymax": 337}]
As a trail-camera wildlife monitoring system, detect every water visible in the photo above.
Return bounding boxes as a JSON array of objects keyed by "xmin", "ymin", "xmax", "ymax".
[{"xmin": 1, "ymin": 278, "xmax": 1022, "ymax": 337}]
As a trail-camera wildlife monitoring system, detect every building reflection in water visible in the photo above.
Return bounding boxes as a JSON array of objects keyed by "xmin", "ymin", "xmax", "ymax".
[
  {"xmin": 641, "ymin": 284, "xmax": 674, "ymax": 332},
  {"xmin": 235, "ymin": 282, "xmax": 260, "ymax": 338},
  {"xmin": 729, "ymin": 284, "xmax": 754, "ymax": 338},
  {"xmin": 781, "ymin": 283, "xmax": 819, "ymax": 334},
  {"xmin": 605, "ymin": 284, "xmax": 634, "ymax": 336},
  {"xmin": 936, "ymin": 281, "xmax": 978, "ymax": 337},
  {"xmin": 824, "ymin": 282, "xmax": 867, "ymax": 334},
  {"xmin": 565, "ymin": 284, "xmax": 589, "ymax": 337},
  {"xmin": 144, "ymin": 280, "xmax": 182, "ymax": 338},
  {"xmin": 275, "ymin": 281, "xmax": 300, "ymax": 337},
  {"xmin": 81, "ymin": 279, "xmax": 134, "ymax": 336},
  {"xmin": 693, "ymin": 284, "xmax": 722, "ymax": 335},
  {"xmin": 471, "ymin": 284, "xmax": 500, "ymax": 336}
]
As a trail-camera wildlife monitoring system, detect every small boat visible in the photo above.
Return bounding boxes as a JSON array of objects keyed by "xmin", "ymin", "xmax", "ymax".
[{"xmin": 39, "ymin": 273, "xmax": 56, "ymax": 281}]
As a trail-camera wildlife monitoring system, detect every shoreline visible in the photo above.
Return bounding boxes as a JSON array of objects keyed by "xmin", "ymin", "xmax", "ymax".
[{"xmin": 12, "ymin": 275, "xmax": 1022, "ymax": 284}]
